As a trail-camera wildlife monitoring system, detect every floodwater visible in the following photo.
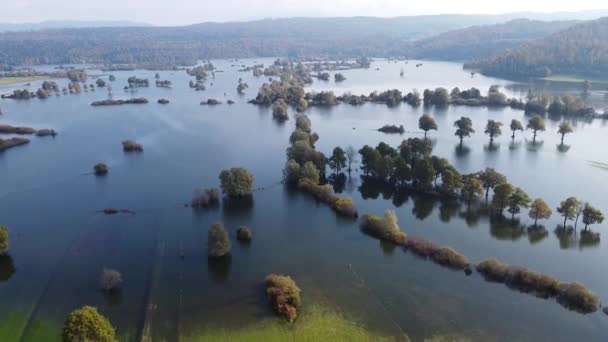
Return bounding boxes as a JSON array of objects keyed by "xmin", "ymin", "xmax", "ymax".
[{"xmin": 0, "ymin": 58, "xmax": 607, "ymax": 341}]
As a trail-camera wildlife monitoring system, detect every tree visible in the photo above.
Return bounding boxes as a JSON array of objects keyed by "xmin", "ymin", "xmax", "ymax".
[
  {"xmin": 95, "ymin": 78, "xmax": 106, "ymax": 88},
  {"xmin": 529, "ymin": 198, "xmax": 552, "ymax": 228},
  {"xmin": 419, "ymin": 114, "xmax": 438, "ymax": 139},
  {"xmin": 461, "ymin": 174, "xmax": 484, "ymax": 205},
  {"xmin": 478, "ymin": 168, "xmax": 507, "ymax": 202},
  {"xmin": 527, "ymin": 115, "xmax": 546, "ymax": 143},
  {"xmin": 392, "ymin": 156, "xmax": 411, "ymax": 186},
  {"xmin": 345, "ymin": 145, "xmax": 357, "ymax": 173},
  {"xmin": 454, "ymin": 117, "xmax": 474, "ymax": 145},
  {"xmin": 557, "ymin": 197, "xmax": 580, "ymax": 228},
  {"xmin": 484, "ymin": 120, "xmax": 503, "ymax": 143},
  {"xmin": 283, "ymin": 159, "xmax": 301, "ymax": 184},
  {"xmin": 108, "ymin": 75, "xmax": 116, "ymax": 82},
  {"xmin": 507, "ymin": 188, "xmax": 531, "ymax": 221},
  {"xmin": 440, "ymin": 168, "xmax": 463, "ymax": 196},
  {"xmin": 557, "ymin": 121, "xmax": 573, "ymax": 145},
  {"xmin": 219, "ymin": 168, "xmax": 254, "ymax": 197},
  {"xmin": 208, "ymin": 223, "xmax": 231, "ymax": 258},
  {"xmin": 295, "ymin": 114, "xmax": 311, "ymax": 133},
  {"xmin": 491, "ymin": 183, "xmax": 514, "ymax": 215},
  {"xmin": 413, "ymin": 158, "xmax": 435, "ymax": 190},
  {"xmin": 431, "ymin": 156, "xmax": 450, "ymax": 186},
  {"xmin": 0, "ymin": 226, "xmax": 8, "ymax": 255},
  {"xmin": 63, "ymin": 306, "xmax": 116, "ymax": 342},
  {"xmin": 581, "ymin": 203, "xmax": 604, "ymax": 231},
  {"xmin": 328, "ymin": 147, "xmax": 347, "ymax": 174},
  {"xmin": 510, "ymin": 119, "xmax": 524, "ymax": 140}
]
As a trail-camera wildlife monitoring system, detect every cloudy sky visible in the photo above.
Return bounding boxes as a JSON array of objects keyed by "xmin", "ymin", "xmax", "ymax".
[{"xmin": 3, "ymin": 0, "xmax": 607, "ymax": 25}]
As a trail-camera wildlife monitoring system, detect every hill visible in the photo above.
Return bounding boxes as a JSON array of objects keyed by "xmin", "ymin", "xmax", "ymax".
[
  {"xmin": 405, "ymin": 19, "xmax": 578, "ymax": 61},
  {"xmin": 0, "ymin": 13, "xmax": 603, "ymax": 67},
  {"xmin": 0, "ymin": 20, "xmax": 150, "ymax": 32},
  {"xmin": 465, "ymin": 17, "xmax": 608, "ymax": 78}
]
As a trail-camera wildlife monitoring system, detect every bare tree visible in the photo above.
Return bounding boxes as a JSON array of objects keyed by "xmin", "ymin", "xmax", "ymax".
[{"xmin": 346, "ymin": 145, "xmax": 358, "ymax": 174}]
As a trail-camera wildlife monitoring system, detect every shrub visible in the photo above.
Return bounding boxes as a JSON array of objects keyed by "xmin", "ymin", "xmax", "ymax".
[
  {"xmin": 299, "ymin": 161, "xmax": 320, "ymax": 184},
  {"xmin": 35, "ymin": 129, "xmax": 57, "ymax": 137},
  {"xmin": 219, "ymin": 168, "xmax": 254, "ymax": 197},
  {"xmin": 191, "ymin": 188, "xmax": 220, "ymax": 207},
  {"xmin": 122, "ymin": 140, "xmax": 143, "ymax": 152},
  {"xmin": 99, "ymin": 269, "xmax": 122, "ymax": 292},
  {"xmin": 505, "ymin": 267, "xmax": 560, "ymax": 296},
  {"xmin": 157, "ymin": 99, "xmax": 170, "ymax": 104},
  {"xmin": 332, "ymin": 197, "xmax": 358, "ymax": 218},
  {"xmin": 94, "ymin": 163, "xmax": 108, "ymax": 175},
  {"xmin": 264, "ymin": 274, "xmax": 301, "ymax": 322},
  {"xmin": 403, "ymin": 237, "xmax": 440, "ymax": 257},
  {"xmin": 62, "ymin": 306, "xmax": 116, "ymax": 342},
  {"xmin": 0, "ymin": 226, "xmax": 8, "ymax": 255},
  {"xmin": 431, "ymin": 247, "xmax": 470, "ymax": 270},
  {"xmin": 283, "ymin": 159, "xmax": 301, "ymax": 184},
  {"xmin": 295, "ymin": 114, "xmax": 311, "ymax": 133},
  {"xmin": 476, "ymin": 258, "xmax": 510, "ymax": 282},
  {"xmin": 236, "ymin": 226, "xmax": 252, "ymax": 241},
  {"xmin": 297, "ymin": 179, "xmax": 334, "ymax": 203},
  {"xmin": 102, "ymin": 208, "xmax": 119, "ymax": 215},
  {"xmin": 208, "ymin": 223, "xmax": 231, "ymax": 258},
  {"xmin": 557, "ymin": 282, "xmax": 600, "ymax": 314},
  {"xmin": 360, "ymin": 210, "xmax": 407, "ymax": 245},
  {"xmin": 272, "ymin": 99, "xmax": 289, "ymax": 121}
]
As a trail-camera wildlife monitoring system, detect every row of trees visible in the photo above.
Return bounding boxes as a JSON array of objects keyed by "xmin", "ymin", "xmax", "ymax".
[
  {"xmin": 339, "ymin": 137, "xmax": 604, "ymax": 230},
  {"xmin": 418, "ymin": 113, "xmax": 573, "ymax": 145}
]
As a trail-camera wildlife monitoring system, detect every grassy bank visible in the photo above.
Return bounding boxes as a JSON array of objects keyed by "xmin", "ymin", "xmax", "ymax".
[
  {"xmin": 182, "ymin": 303, "xmax": 403, "ymax": 342},
  {"xmin": 0, "ymin": 76, "xmax": 49, "ymax": 85},
  {"xmin": 541, "ymin": 75, "xmax": 608, "ymax": 83}
]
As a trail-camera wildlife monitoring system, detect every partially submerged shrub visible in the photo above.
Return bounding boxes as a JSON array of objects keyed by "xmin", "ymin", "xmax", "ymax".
[
  {"xmin": 557, "ymin": 282, "xmax": 600, "ymax": 314},
  {"xmin": 431, "ymin": 247, "xmax": 470, "ymax": 270},
  {"xmin": 102, "ymin": 208, "xmax": 119, "ymax": 215},
  {"xmin": 94, "ymin": 163, "xmax": 108, "ymax": 175},
  {"xmin": 236, "ymin": 226, "xmax": 252, "ymax": 241},
  {"xmin": 62, "ymin": 306, "xmax": 116, "ymax": 342},
  {"xmin": 360, "ymin": 210, "xmax": 407, "ymax": 245},
  {"xmin": 191, "ymin": 188, "xmax": 220, "ymax": 207},
  {"xmin": 122, "ymin": 140, "xmax": 143, "ymax": 152},
  {"xmin": 208, "ymin": 223, "xmax": 231, "ymax": 258},
  {"xmin": 219, "ymin": 168, "xmax": 254, "ymax": 197},
  {"xmin": 297, "ymin": 179, "xmax": 334, "ymax": 203},
  {"xmin": 99, "ymin": 268, "xmax": 122, "ymax": 292},
  {"xmin": 476, "ymin": 258, "xmax": 509, "ymax": 282},
  {"xmin": 332, "ymin": 197, "xmax": 358, "ymax": 218},
  {"xmin": 505, "ymin": 266, "xmax": 560, "ymax": 296},
  {"xmin": 35, "ymin": 129, "xmax": 57, "ymax": 137},
  {"xmin": 0, "ymin": 226, "xmax": 8, "ymax": 255},
  {"xmin": 403, "ymin": 237, "xmax": 440, "ymax": 257},
  {"xmin": 264, "ymin": 274, "xmax": 301, "ymax": 322}
]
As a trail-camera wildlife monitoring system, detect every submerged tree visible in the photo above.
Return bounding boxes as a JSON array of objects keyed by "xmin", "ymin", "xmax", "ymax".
[
  {"xmin": 419, "ymin": 114, "xmax": 438, "ymax": 139},
  {"xmin": 529, "ymin": 198, "xmax": 552, "ymax": 228},
  {"xmin": 557, "ymin": 121, "xmax": 573, "ymax": 145},
  {"xmin": 328, "ymin": 147, "xmax": 347, "ymax": 175},
  {"xmin": 478, "ymin": 168, "xmax": 507, "ymax": 202},
  {"xmin": 581, "ymin": 203, "xmax": 604, "ymax": 231},
  {"xmin": 557, "ymin": 197, "xmax": 580, "ymax": 228},
  {"xmin": 510, "ymin": 119, "xmax": 524, "ymax": 140},
  {"xmin": 454, "ymin": 116, "xmax": 475, "ymax": 146},
  {"xmin": 484, "ymin": 120, "xmax": 503, "ymax": 144},
  {"xmin": 527, "ymin": 115, "xmax": 546, "ymax": 143},
  {"xmin": 208, "ymin": 223, "xmax": 231, "ymax": 258},
  {"xmin": 345, "ymin": 145, "xmax": 357, "ymax": 173},
  {"xmin": 461, "ymin": 174, "xmax": 484, "ymax": 205},
  {"xmin": 491, "ymin": 183, "xmax": 514, "ymax": 216},
  {"xmin": 219, "ymin": 168, "xmax": 254, "ymax": 197},
  {"xmin": 507, "ymin": 188, "xmax": 531, "ymax": 221}
]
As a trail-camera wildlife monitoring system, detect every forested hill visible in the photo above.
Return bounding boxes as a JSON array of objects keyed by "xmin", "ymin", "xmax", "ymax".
[
  {"xmin": 0, "ymin": 14, "xmax": 600, "ymax": 67},
  {"xmin": 405, "ymin": 19, "xmax": 578, "ymax": 61},
  {"xmin": 465, "ymin": 17, "xmax": 608, "ymax": 78}
]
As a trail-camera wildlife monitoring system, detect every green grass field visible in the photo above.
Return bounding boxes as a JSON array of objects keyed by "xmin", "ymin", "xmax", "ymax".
[
  {"xmin": 0, "ymin": 76, "xmax": 50, "ymax": 85},
  {"xmin": 182, "ymin": 304, "xmax": 404, "ymax": 342}
]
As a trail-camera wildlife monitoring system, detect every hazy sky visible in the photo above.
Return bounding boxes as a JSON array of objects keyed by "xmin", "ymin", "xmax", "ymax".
[{"xmin": 2, "ymin": 0, "xmax": 608, "ymax": 25}]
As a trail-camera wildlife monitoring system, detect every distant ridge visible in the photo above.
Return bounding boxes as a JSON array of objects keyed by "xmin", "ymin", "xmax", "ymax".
[{"xmin": 0, "ymin": 20, "xmax": 151, "ymax": 32}]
